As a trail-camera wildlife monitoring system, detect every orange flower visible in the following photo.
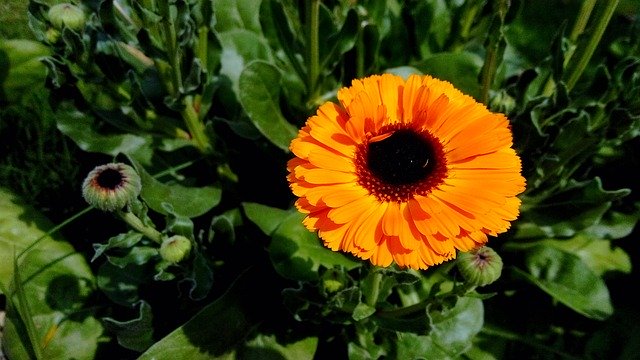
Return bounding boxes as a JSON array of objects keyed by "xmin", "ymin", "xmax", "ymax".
[{"xmin": 287, "ymin": 74, "xmax": 526, "ymax": 270}]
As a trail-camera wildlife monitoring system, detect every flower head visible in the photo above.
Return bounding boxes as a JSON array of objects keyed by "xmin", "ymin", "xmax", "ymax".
[
  {"xmin": 159, "ymin": 235, "xmax": 192, "ymax": 263},
  {"xmin": 287, "ymin": 74, "xmax": 526, "ymax": 270},
  {"xmin": 82, "ymin": 163, "xmax": 142, "ymax": 212},
  {"xmin": 457, "ymin": 246, "xmax": 503, "ymax": 287},
  {"xmin": 47, "ymin": 3, "xmax": 87, "ymax": 31}
]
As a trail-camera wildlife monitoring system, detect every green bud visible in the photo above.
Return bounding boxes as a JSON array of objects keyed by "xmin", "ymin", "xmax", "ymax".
[
  {"xmin": 45, "ymin": 28, "xmax": 61, "ymax": 44},
  {"xmin": 48, "ymin": 3, "xmax": 87, "ymax": 31},
  {"xmin": 321, "ymin": 268, "xmax": 347, "ymax": 294},
  {"xmin": 82, "ymin": 163, "xmax": 142, "ymax": 212},
  {"xmin": 456, "ymin": 246, "xmax": 503, "ymax": 287},
  {"xmin": 160, "ymin": 235, "xmax": 192, "ymax": 263}
]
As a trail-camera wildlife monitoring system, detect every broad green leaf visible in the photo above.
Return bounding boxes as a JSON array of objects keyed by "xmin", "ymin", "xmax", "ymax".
[
  {"xmin": 540, "ymin": 236, "xmax": 631, "ymax": 276},
  {"xmin": 584, "ymin": 210, "xmax": 640, "ymax": 240},
  {"xmin": 55, "ymin": 106, "xmax": 155, "ymax": 165},
  {"xmin": 238, "ymin": 60, "xmax": 298, "ymax": 151},
  {"xmin": 213, "ymin": 0, "xmax": 263, "ymax": 34},
  {"xmin": 516, "ymin": 246, "xmax": 613, "ymax": 320},
  {"xmin": 138, "ymin": 267, "xmax": 270, "ymax": 359},
  {"xmin": 217, "ymin": 30, "xmax": 274, "ymax": 94},
  {"xmin": 242, "ymin": 202, "xmax": 292, "ymax": 236},
  {"xmin": 0, "ymin": 188, "xmax": 103, "ymax": 360},
  {"xmin": 269, "ymin": 211, "xmax": 361, "ymax": 281},
  {"xmin": 415, "ymin": 52, "xmax": 484, "ymax": 100},
  {"xmin": 132, "ymin": 160, "xmax": 222, "ymax": 218},
  {"xmin": 239, "ymin": 334, "xmax": 318, "ymax": 360},
  {"xmin": 394, "ymin": 297, "xmax": 484, "ymax": 360},
  {"xmin": 0, "ymin": 39, "xmax": 49, "ymax": 102}
]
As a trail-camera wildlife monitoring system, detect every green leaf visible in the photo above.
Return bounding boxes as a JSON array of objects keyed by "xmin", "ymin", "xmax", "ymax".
[
  {"xmin": 217, "ymin": 29, "xmax": 274, "ymax": 94},
  {"xmin": 102, "ymin": 300, "xmax": 155, "ymax": 352},
  {"xmin": 92, "ymin": 231, "xmax": 144, "ymax": 262},
  {"xmin": 239, "ymin": 334, "xmax": 318, "ymax": 360},
  {"xmin": 268, "ymin": 211, "xmax": 361, "ymax": 281},
  {"xmin": 0, "ymin": 39, "xmax": 49, "ymax": 102},
  {"xmin": 539, "ymin": 236, "xmax": 632, "ymax": 276},
  {"xmin": 138, "ymin": 267, "xmax": 271, "ymax": 359},
  {"xmin": 515, "ymin": 245, "xmax": 613, "ymax": 320},
  {"xmin": 213, "ymin": 0, "xmax": 263, "ymax": 34},
  {"xmin": 238, "ymin": 60, "xmax": 298, "ymax": 151},
  {"xmin": 96, "ymin": 261, "xmax": 149, "ymax": 307},
  {"xmin": 394, "ymin": 297, "xmax": 484, "ymax": 360},
  {"xmin": 132, "ymin": 159, "xmax": 222, "ymax": 218},
  {"xmin": 55, "ymin": 105, "xmax": 156, "ymax": 165},
  {"xmin": 516, "ymin": 178, "xmax": 631, "ymax": 239},
  {"xmin": 0, "ymin": 188, "xmax": 103, "ymax": 360},
  {"xmin": 318, "ymin": 8, "xmax": 359, "ymax": 75},
  {"xmin": 242, "ymin": 202, "xmax": 292, "ymax": 235}
]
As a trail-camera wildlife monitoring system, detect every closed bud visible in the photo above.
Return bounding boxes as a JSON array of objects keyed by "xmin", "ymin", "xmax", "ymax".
[
  {"xmin": 457, "ymin": 246, "xmax": 503, "ymax": 287},
  {"xmin": 82, "ymin": 163, "xmax": 142, "ymax": 212},
  {"xmin": 48, "ymin": 3, "xmax": 86, "ymax": 31},
  {"xmin": 45, "ymin": 28, "xmax": 61, "ymax": 44},
  {"xmin": 321, "ymin": 268, "xmax": 347, "ymax": 294},
  {"xmin": 160, "ymin": 235, "xmax": 192, "ymax": 263}
]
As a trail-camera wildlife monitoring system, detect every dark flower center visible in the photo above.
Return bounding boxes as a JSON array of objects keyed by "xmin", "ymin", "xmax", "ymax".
[
  {"xmin": 96, "ymin": 168, "xmax": 124, "ymax": 189},
  {"xmin": 367, "ymin": 129, "xmax": 436, "ymax": 185}
]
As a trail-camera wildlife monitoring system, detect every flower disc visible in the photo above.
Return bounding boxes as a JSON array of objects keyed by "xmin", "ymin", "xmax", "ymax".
[{"xmin": 287, "ymin": 74, "xmax": 526, "ymax": 270}]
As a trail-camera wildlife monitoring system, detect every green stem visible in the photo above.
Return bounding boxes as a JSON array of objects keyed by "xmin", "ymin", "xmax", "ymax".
[
  {"xmin": 542, "ymin": 0, "xmax": 597, "ymax": 96},
  {"xmin": 564, "ymin": 0, "xmax": 620, "ymax": 91},
  {"xmin": 306, "ymin": 0, "xmax": 320, "ymax": 101},
  {"xmin": 365, "ymin": 269, "xmax": 383, "ymax": 307},
  {"xmin": 182, "ymin": 95, "xmax": 212, "ymax": 152},
  {"xmin": 480, "ymin": 0, "xmax": 509, "ymax": 105},
  {"xmin": 159, "ymin": 0, "xmax": 182, "ymax": 96},
  {"xmin": 117, "ymin": 210, "xmax": 164, "ymax": 244}
]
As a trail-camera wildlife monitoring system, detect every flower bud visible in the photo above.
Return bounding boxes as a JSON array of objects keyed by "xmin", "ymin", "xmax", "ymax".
[
  {"xmin": 321, "ymin": 268, "xmax": 347, "ymax": 294},
  {"xmin": 457, "ymin": 246, "xmax": 503, "ymax": 287},
  {"xmin": 82, "ymin": 163, "xmax": 142, "ymax": 212},
  {"xmin": 45, "ymin": 28, "xmax": 61, "ymax": 44},
  {"xmin": 48, "ymin": 3, "xmax": 87, "ymax": 31},
  {"xmin": 159, "ymin": 235, "xmax": 192, "ymax": 263}
]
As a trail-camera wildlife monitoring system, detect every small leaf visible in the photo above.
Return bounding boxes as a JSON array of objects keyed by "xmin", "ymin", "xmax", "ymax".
[
  {"xmin": 352, "ymin": 302, "xmax": 376, "ymax": 321},
  {"xmin": 238, "ymin": 60, "xmax": 298, "ymax": 151}
]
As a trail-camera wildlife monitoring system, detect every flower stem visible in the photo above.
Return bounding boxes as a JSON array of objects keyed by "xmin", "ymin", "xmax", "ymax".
[
  {"xmin": 117, "ymin": 210, "xmax": 163, "ymax": 244},
  {"xmin": 306, "ymin": 0, "xmax": 320, "ymax": 101},
  {"xmin": 365, "ymin": 268, "xmax": 383, "ymax": 307},
  {"xmin": 480, "ymin": 0, "xmax": 509, "ymax": 105},
  {"xmin": 182, "ymin": 94, "xmax": 212, "ymax": 153},
  {"xmin": 564, "ymin": 0, "xmax": 620, "ymax": 91}
]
